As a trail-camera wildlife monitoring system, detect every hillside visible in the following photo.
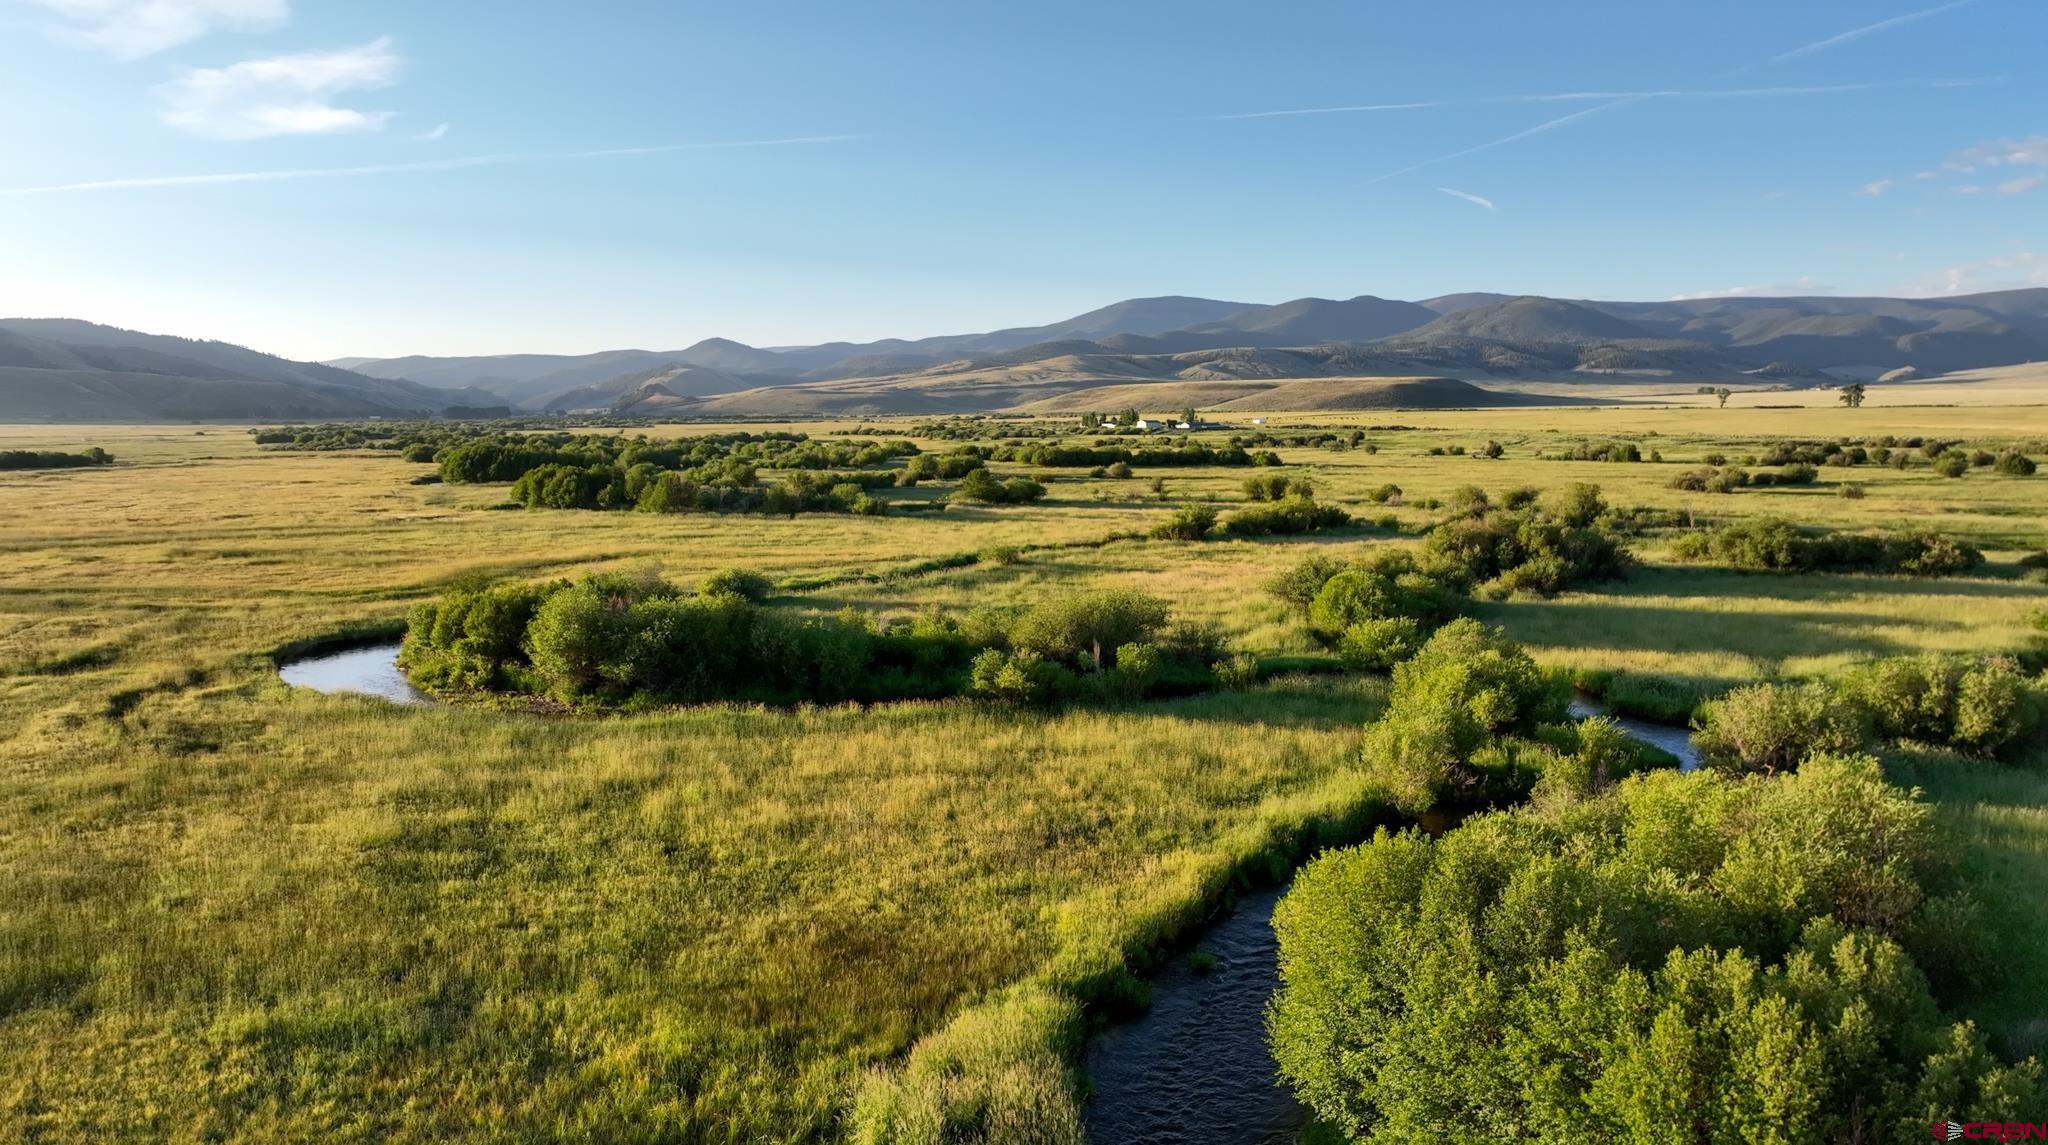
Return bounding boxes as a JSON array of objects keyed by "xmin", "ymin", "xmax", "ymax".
[
  {"xmin": 1018, "ymin": 375, "xmax": 1559, "ymax": 413},
  {"xmin": 536, "ymin": 364, "xmax": 753, "ymax": 412},
  {"xmin": 331, "ymin": 288, "xmax": 2048, "ymax": 397},
  {"xmin": 0, "ymin": 320, "xmax": 495, "ymax": 421}
]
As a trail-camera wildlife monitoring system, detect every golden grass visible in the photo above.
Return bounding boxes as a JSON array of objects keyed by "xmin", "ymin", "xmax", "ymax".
[{"xmin": 1, "ymin": 414, "xmax": 2044, "ymax": 1141}]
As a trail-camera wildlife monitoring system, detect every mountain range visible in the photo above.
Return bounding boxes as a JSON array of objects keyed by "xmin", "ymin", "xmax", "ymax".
[{"xmin": 4, "ymin": 288, "xmax": 2045, "ymax": 421}]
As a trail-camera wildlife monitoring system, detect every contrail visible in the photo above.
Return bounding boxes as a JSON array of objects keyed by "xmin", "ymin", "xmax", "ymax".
[
  {"xmin": 1206, "ymin": 82, "xmax": 1889, "ymax": 120},
  {"xmin": 1770, "ymin": 0, "xmax": 1976, "ymax": 63},
  {"xmin": 1367, "ymin": 97, "xmax": 1645, "ymax": 184},
  {"xmin": 0, "ymin": 135, "xmax": 868, "ymax": 196}
]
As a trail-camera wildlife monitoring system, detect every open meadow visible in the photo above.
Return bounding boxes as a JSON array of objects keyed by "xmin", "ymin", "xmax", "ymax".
[{"xmin": 3, "ymin": 398, "xmax": 2046, "ymax": 1141}]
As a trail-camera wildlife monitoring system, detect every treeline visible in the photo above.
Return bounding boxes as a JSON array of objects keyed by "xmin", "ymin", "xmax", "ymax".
[
  {"xmin": 997, "ymin": 441, "xmax": 1263, "ymax": 469},
  {"xmin": 1671, "ymin": 517, "xmax": 1984, "ymax": 576},
  {"xmin": 401, "ymin": 573, "xmax": 1230, "ymax": 707},
  {"xmin": 0, "ymin": 447, "xmax": 112, "ymax": 470},
  {"xmin": 250, "ymin": 417, "xmax": 647, "ymax": 451}
]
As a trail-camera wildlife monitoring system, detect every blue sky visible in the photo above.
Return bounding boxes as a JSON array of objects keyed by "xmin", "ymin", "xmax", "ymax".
[{"xmin": 1, "ymin": 0, "xmax": 2041, "ymax": 360}]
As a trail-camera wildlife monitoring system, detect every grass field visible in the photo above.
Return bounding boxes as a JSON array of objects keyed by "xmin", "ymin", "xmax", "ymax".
[{"xmin": 2, "ymin": 402, "xmax": 2045, "ymax": 1140}]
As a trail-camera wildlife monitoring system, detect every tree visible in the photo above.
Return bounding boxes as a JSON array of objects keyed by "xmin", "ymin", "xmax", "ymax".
[
  {"xmin": 1116, "ymin": 407, "xmax": 1139, "ymax": 427},
  {"xmin": 1179, "ymin": 406, "xmax": 1197, "ymax": 427},
  {"xmin": 1839, "ymin": 383, "xmax": 1867, "ymax": 409},
  {"xmin": 1715, "ymin": 387, "xmax": 1732, "ymax": 408}
]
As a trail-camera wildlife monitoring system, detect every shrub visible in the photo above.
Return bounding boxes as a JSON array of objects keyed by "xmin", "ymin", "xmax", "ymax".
[
  {"xmin": 1105, "ymin": 460, "xmax": 1133, "ymax": 479},
  {"xmin": 1263, "ymin": 553, "xmax": 1346, "ymax": 611},
  {"xmin": 954, "ymin": 468, "xmax": 1047, "ymax": 505},
  {"xmin": 1009, "ymin": 589, "xmax": 1170, "ymax": 671},
  {"xmin": 1148, "ymin": 503, "xmax": 1217, "ymax": 541},
  {"xmin": 1220, "ymin": 495, "xmax": 1350, "ymax": 537},
  {"xmin": 1421, "ymin": 507, "xmax": 1630, "ymax": 597},
  {"xmin": 1691, "ymin": 680, "xmax": 1863, "ymax": 775},
  {"xmin": 1367, "ymin": 483, "xmax": 1403, "ymax": 504},
  {"xmin": 1336, "ymin": 617, "xmax": 1423, "ymax": 672},
  {"xmin": 1447, "ymin": 485, "xmax": 1490, "ymax": 516},
  {"xmin": 1306, "ymin": 555, "xmax": 1462, "ymax": 640},
  {"xmin": 1838, "ymin": 482, "xmax": 1867, "ymax": 499},
  {"xmin": 1995, "ymin": 451, "xmax": 2037, "ymax": 476},
  {"xmin": 1546, "ymin": 483, "xmax": 1605, "ymax": 527},
  {"xmin": 699, "ymin": 567, "xmax": 773, "ymax": 601},
  {"xmin": 1212, "ymin": 651, "xmax": 1260, "ymax": 690},
  {"xmin": 1361, "ymin": 619, "xmax": 1564, "ymax": 812},
  {"xmin": 1934, "ymin": 453, "xmax": 1970, "ymax": 478}
]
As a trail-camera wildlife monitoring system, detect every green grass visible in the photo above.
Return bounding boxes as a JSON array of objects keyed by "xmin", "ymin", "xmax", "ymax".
[{"xmin": 1, "ymin": 412, "xmax": 2045, "ymax": 1141}]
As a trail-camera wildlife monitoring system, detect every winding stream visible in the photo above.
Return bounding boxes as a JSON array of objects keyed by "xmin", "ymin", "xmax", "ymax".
[
  {"xmin": 1082, "ymin": 702, "xmax": 1700, "ymax": 1143},
  {"xmin": 277, "ymin": 641, "xmax": 428, "ymax": 705}
]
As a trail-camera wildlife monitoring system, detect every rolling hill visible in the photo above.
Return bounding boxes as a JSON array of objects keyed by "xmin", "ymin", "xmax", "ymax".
[{"xmin": 0, "ymin": 320, "xmax": 499, "ymax": 422}]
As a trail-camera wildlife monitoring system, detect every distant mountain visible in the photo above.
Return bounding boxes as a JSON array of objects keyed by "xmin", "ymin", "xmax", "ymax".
[
  {"xmin": 1182, "ymin": 295, "xmax": 1438, "ymax": 343},
  {"xmin": 1583, "ymin": 293, "xmax": 2048, "ymax": 373},
  {"xmin": 1418, "ymin": 292, "xmax": 1515, "ymax": 315},
  {"xmin": 1396, "ymin": 296, "xmax": 1655, "ymax": 344},
  {"xmin": 0, "ymin": 319, "xmax": 497, "ymax": 421},
  {"xmin": 535, "ymin": 363, "xmax": 754, "ymax": 412}
]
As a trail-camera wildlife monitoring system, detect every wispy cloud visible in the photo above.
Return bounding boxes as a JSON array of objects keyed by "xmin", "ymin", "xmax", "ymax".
[
  {"xmin": 1859, "ymin": 179, "xmax": 1896, "ymax": 196},
  {"xmin": 1769, "ymin": 0, "xmax": 1976, "ymax": 64},
  {"xmin": 1670, "ymin": 276, "xmax": 1833, "ymax": 300},
  {"xmin": 1436, "ymin": 186, "xmax": 1496, "ymax": 211},
  {"xmin": 1208, "ymin": 82, "xmax": 1898, "ymax": 121},
  {"xmin": 0, "ymin": 135, "xmax": 870, "ymax": 196},
  {"xmin": 25, "ymin": 0, "xmax": 285, "ymax": 60},
  {"xmin": 414, "ymin": 122, "xmax": 451, "ymax": 142},
  {"xmin": 1892, "ymin": 251, "xmax": 2042, "ymax": 296},
  {"xmin": 156, "ymin": 37, "xmax": 402, "ymax": 140},
  {"xmin": 1994, "ymin": 174, "xmax": 2045, "ymax": 195}
]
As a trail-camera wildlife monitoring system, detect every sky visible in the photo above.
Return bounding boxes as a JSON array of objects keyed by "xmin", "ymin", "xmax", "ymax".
[{"xmin": 0, "ymin": 0, "xmax": 2042, "ymax": 361}]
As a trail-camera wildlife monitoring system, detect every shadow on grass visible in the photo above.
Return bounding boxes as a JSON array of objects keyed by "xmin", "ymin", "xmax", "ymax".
[
  {"xmin": 1473, "ymin": 597, "xmax": 1929, "ymax": 662},
  {"xmin": 1626, "ymin": 563, "xmax": 2046, "ymax": 602}
]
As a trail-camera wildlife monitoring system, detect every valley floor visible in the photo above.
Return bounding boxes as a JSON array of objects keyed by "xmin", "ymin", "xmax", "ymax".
[{"xmin": 1, "ymin": 405, "xmax": 2044, "ymax": 1140}]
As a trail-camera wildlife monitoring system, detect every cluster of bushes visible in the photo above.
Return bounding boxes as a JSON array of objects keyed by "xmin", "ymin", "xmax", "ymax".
[
  {"xmin": 1420, "ymin": 483, "xmax": 1632, "ymax": 597},
  {"xmin": 1692, "ymin": 654, "xmax": 2048, "ymax": 773},
  {"xmin": 902, "ymin": 418, "xmax": 1061, "ymax": 441},
  {"xmin": 1669, "ymin": 463, "xmax": 1819, "ymax": 492},
  {"xmin": 512, "ymin": 463, "xmax": 897, "ymax": 515},
  {"xmin": 0, "ymin": 447, "xmax": 112, "ymax": 470},
  {"xmin": 1000, "ymin": 442, "xmax": 1257, "ymax": 469},
  {"xmin": 1242, "ymin": 473, "xmax": 1314, "ymax": 501},
  {"xmin": 952, "ymin": 468, "xmax": 1046, "ymax": 505},
  {"xmin": 1670, "ymin": 517, "xmax": 1984, "ymax": 576},
  {"xmin": 1539, "ymin": 441, "xmax": 1644, "ymax": 463},
  {"xmin": 1353, "ymin": 620, "xmax": 1659, "ymax": 813},
  {"xmin": 1146, "ymin": 495, "xmax": 1353, "ymax": 541},
  {"xmin": 402, "ymin": 575, "xmax": 1228, "ymax": 708},
  {"xmin": 900, "ymin": 450, "xmax": 987, "ymax": 481},
  {"xmin": 1232, "ymin": 429, "xmax": 1376, "ymax": 450},
  {"xmin": 962, "ymin": 589, "xmax": 1228, "ymax": 705},
  {"xmin": 1271, "ymin": 752, "xmax": 2040, "ymax": 1140},
  {"xmin": 252, "ymin": 417, "xmax": 649, "ymax": 454}
]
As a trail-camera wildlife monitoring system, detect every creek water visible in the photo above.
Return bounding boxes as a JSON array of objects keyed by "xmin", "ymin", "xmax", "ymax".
[
  {"xmin": 277, "ymin": 641, "xmax": 428, "ymax": 705},
  {"xmin": 1081, "ymin": 702, "xmax": 1701, "ymax": 1143},
  {"xmin": 1081, "ymin": 883, "xmax": 1303, "ymax": 1144}
]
